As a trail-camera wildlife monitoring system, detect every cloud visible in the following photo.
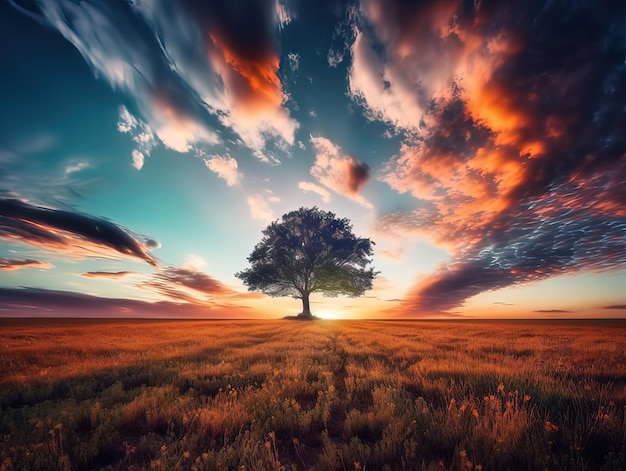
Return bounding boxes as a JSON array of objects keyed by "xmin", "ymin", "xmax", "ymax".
[
  {"xmin": 0, "ymin": 198, "xmax": 158, "ymax": 266},
  {"xmin": 267, "ymin": 194, "xmax": 280, "ymax": 204},
  {"xmin": 352, "ymin": 0, "xmax": 626, "ymax": 313},
  {"xmin": 327, "ymin": 5, "xmax": 357, "ymax": 68},
  {"xmin": 81, "ymin": 271, "xmax": 135, "ymax": 279},
  {"xmin": 383, "ymin": 189, "xmax": 626, "ymax": 313},
  {"xmin": 0, "ymin": 287, "xmax": 249, "ymax": 318},
  {"xmin": 0, "ymin": 137, "xmax": 98, "ymax": 204},
  {"xmin": 151, "ymin": 98, "xmax": 221, "ymax": 154},
  {"xmin": 131, "ymin": 150, "xmax": 145, "ymax": 171},
  {"xmin": 143, "ymin": 0, "xmax": 298, "ymax": 158},
  {"xmin": 309, "ymin": 136, "xmax": 372, "ymax": 208},
  {"xmin": 275, "ymin": 0, "xmax": 293, "ymax": 29},
  {"xmin": 298, "ymin": 181, "xmax": 331, "ymax": 202},
  {"xmin": 64, "ymin": 162, "xmax": 90, "ymax": 175},
  {"xmin": 534, "ymin": 310, "xmax": 572, "ymax": 314},
  {"xmin": 327, "ymin": 47, "xmax": 344, "ymax": 68},
  {"xmin": 204, "ymin": 155, "xmax": 243, "ymax": 186},
  {"xmin": 11, "ymin": 0, "xmax": 298, "ymax": 164},
  {"xmin": 0, "ymin": 258, "xmax": 53, "ymax": 271},
  {"xmin": 287, "ymin": 52, "xmax": 299, "ymax": 72},
  {"xmin": 117, "ymin": 106, "xmax": 157, "ymax": 170},
  {"xmin": 603, "ymin": 305, "xmax": 626, "ymax": 310},
  {"xmin": 139, "ymin": 266, "xmax": 233, "ymax": 305},
  {"xmin": 377, "ymin": 247, "xmax": 404, "ymax": 261},
  {"xmin": 247, "ymin": 194, "xmax": 276, "ymax": 221}
]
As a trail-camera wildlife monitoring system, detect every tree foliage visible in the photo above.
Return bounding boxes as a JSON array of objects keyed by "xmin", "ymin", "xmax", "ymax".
[{"xmin": 236, "ymin": 207, "xmax": 377, "ymax": 317}]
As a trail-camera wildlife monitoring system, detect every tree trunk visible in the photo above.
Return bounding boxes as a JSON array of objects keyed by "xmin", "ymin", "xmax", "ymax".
[{"xmin": 298, "ymin": 292, "xmax": 313, "ymax": 319}]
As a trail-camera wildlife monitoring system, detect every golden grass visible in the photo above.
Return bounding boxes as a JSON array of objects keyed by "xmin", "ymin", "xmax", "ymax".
[{"xmin": 0, "ymin": 318, "xmax": 625, "ymax": 470}]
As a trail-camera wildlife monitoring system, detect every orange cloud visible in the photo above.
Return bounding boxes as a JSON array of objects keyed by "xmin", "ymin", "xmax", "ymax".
[
  {"xmin": 357, "ymin": 0, "xmax": 626, "ymax": 313},
  {"xmin": 0, "ymin": 258, "xmax": 53, "ymax": 271},
  {"xmin": 82, "ymin": 271, "xmax": 136, "ymax": 279},
  {"xmin": 0, "ymin": 199, "xmax": 158, "ymax": 266},
  {"xmin": 309, "ymin": 136, "xmax": 372, "ymax": 209},
  {"xmin": 210, "ymin": 33, "xmax": 282, "ymax": 114},
  {"xmin": 204, "ymin": 29, "xmax": 297, "ymax": 160},
  {"xmin": 19, "ymin": 0, "xmax": 298, "ymax": 166}
]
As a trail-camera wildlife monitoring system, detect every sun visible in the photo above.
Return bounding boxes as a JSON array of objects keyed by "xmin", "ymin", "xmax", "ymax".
[{"xmin": 316, "ymin": 310, "xmax": 342, "ymax": 320}]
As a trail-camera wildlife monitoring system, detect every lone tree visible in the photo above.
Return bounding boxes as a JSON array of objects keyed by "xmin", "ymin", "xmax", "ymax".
[{"xmin": 236, "ymin": 207, "xmax": 377, "ymax": 319}]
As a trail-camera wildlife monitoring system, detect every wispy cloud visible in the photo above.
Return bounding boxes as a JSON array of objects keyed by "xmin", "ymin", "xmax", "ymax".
[
  {"xmin": 64, "ymin": 162, "xmax": 90, "ymax": 175},
  {"xmin": 327, "ymin": 47, "xmax": 344, "ymax": 68},
  {"xmin": 350, "ymin": 0, "xmax": 626, "ymax": 313},
  {"xmin": 139, "ymin": 266, "xmax": 232, "ymax": 305},
  {"xmin": 204, "ymin": 155, "xmax": 243, "ymax": 186},
  {"xmin": 534, "ymin": 310, "xmax": 573, "ymax": 314},
  {"xmin": 377, "ymin": 247, "xmax": 404, "ymax": 261},
  {"xmin": 275, "ymin": 0, "xmax": 292, "ymax": 29},
  {"xmin": 327, "ymin": 5, "xmax": 357, "ymax": 69},
  {"xmin": 603, "ymin": 305, "xmax": 626, "ymax": 310},
  {"xmin": 10, "ymin": 0, "xmax": 298, "ymax": 166},
  {"xmin": 138, "ymin": 0, "xmax": 297, "ymax": 160},
  {"xmin": 0, "ymin": 258, "xmax": 53, "ymax": 271},
  {"xmin": 381, "ymin": 193, "xmax": 626, "ymax": 313},
  {"xmin": 247, "ymin": 194, "xmax": 276, "ymax": 222},
  {"xmin": 0, "ymin": 287, "xmax": 249, "ymax": 318},
  {"xmin": 81, "ymin": 271, "xmax": 136, "ymax": 279},
  {"xmin": 309, "ymin": 136, "xmax": 372, "ymax": 209},
  {"xmin": 0, "ymin": 198, "xmax": 158, "ymax": 266},
  {"xmin": 0, "ymin": 137, "xmax": 98, "ymax": 204},
  {"xmin": 298, "ymin": 181, "xmax": 331, "ymax": 202},
  {"xmin": 287, "ymin": 52, "xmax": 299, "ymax": 73},
  {"xmin": 117, "ymin": 106, "xmax": 158, "ymax": 170},
  {"xmin": 138, "ymin": 265, "xmax": 260, "ymax": 308}
]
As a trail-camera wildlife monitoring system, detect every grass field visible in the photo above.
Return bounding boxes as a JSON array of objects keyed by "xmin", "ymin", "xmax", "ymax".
[{"xmin": 1, "ymin": 318, "xmax": 625, "ymax": 470}]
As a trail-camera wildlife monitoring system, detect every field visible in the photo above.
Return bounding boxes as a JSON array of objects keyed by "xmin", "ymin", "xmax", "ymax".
[{"xmin": 1, "ymin": 319, "xmax": 625, "ymax": 470}]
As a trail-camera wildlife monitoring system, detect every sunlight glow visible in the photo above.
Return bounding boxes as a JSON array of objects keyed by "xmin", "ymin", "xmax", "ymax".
[{"xmin": 316, "ymin": 310, "xmax": 342, "ymax": 320}]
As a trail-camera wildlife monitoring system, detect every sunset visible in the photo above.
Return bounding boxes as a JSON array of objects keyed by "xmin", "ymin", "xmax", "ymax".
[
  {"xmin": 1, "ymin": 1, "xmax": 625, "ymax": 469},
  {"xmin": 1, "ymin": 0, "xmax": 624, "ymax": 319}
]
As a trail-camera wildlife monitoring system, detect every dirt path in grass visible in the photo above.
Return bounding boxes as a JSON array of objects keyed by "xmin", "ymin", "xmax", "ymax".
[{"xmin": 326, "ymin": 330, "xmax": 349, "ymax": 440}]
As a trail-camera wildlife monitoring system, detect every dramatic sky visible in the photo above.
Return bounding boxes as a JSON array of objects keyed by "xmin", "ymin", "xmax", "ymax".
[{"xmin": 1, "ymin": 0, "xmax": 625, "ymax": 319}]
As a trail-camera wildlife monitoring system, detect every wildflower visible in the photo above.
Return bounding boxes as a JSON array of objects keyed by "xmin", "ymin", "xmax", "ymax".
[
  {"xmin": 544, "ymin": 421, "xmax": 559, "ymax": 432},
  {"xmin": 354, "ymin": 461, "xmax": 362, "ymax": 470}
]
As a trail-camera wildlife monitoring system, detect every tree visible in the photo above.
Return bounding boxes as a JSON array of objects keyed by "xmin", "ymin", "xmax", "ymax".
[{"xmin": 236, "ymin": 207, "xmax": 377, "ymax": 319}]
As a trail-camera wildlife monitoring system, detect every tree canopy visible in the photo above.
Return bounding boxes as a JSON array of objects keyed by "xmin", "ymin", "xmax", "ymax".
[{"xmin": 236, "ymin": 207, "xmax": 377, "ymax": 318}]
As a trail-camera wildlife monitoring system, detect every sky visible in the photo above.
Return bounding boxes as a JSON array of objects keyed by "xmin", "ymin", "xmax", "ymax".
[{"xmin": 1, "ymin": 0, "xmax": 625, "ymax": 319}]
